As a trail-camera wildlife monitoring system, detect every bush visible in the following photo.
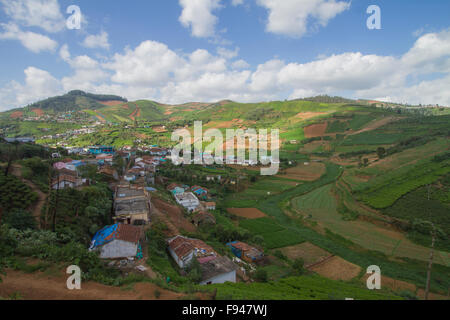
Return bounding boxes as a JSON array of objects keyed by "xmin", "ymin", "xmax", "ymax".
[
  {"xmin": 398, "ymin": 290, "xmax": 418, "ymax": 300},
  {"xmin": 3, "ymin": 209, "xmax": 37, "ymax": 231},
  {"xmin": 254, "ymin": 269, "xmax": 268, "ymax": 282},
  {"xmin": 292, "ymin": 258, "xmax": 306, "ymax": 275}
]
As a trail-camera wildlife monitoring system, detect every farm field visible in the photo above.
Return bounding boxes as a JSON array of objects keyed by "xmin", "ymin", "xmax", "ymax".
[
  {"xmin": 239, "ymin": 218, "xmax": 305, "ymax": 249},
  {"xmin": 210, "ymin": 275, "xmax": 401, "ymax": 300},
  {"xmin": 280, "ymin": 242, "xmax": 331, "ymax": 265},
  {"xmin": 304, "ymin": 123, "xmax": 328, "ymax": 138},
  {"xmin": 309, "ymin": 256, "xmax": 362, "ymax": 281},
  {"xmin": 227, "ymin": 208, "xmax": 267, "ymax": 219},
  {"xmin": 291, "ymin": 184, "xmax": 450, "ymax": 266},
  {"xmin": 276, "ymin": 162, "xmax": 326, "ymax": 181},
  {"xmin": 223, "ymin": 177, "xmax": 298, "ymax": 208}
]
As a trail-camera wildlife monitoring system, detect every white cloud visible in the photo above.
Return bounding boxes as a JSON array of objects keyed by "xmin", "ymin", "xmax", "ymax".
[
  {"xmin": 0, "ymin": 23, "xmax": 58, "ymax": 53},
  {"xmin": 82, "ymin": 31, "xmax": 110, "ymax": 50},
  {"xmin": 402, "ymin": 29, "xmax": 450, "ymax": 74},
  {"xmin": 59, "ymin": 43, "xmax": 70, "ymax": 61},
  {"xmin": 3, "ymin": 29, "xmax": 450, "ymax": 110},
  {"xmin": 278, "ymin": 53, "xmax": 397, "ymax": 91},
  {"xmin": 0, "ymin": 0, "xmax": 65, "ymax": 33},
  {"xmin": 232, "ymin": 59, "xmax": 250, "ymax": 69},
  {"xmin": 217, "ymin": 47, "xmax": 239, "ymax": 59},
  {"xmin": 256, "ymin": 0, "xmax": 350, "ymax": 38},
  {"xmin": 104, "ymin": 40, "xmax": 184, "ymax": 87},
  {"xmin": 231, "ymin": 0, "xmax": 245, "ymax": 6},
  {"xmin": 179, "ymin": 0, "xmax": 223, "ymax": 38},
  {"xmin": 0, "ymin": 67, "xmax": 62, "ymax": 110},
  {"xmin": 56, "ymin": 44, "xmax": 110, "ymax": 92}
]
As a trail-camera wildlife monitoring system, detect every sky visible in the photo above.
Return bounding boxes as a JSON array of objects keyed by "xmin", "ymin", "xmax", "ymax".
[{"xmin": 0, "ymin": 0, "xmax": 449, "ymax": 111}]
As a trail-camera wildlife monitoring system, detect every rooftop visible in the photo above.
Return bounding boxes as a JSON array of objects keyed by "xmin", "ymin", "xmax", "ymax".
[
  {"xmin": 200, "ymin": 256, "xmax": 237, "ymax": 282},
  {"xmin": 115, "ymin": 199, "xmax": 148, "ymax": 216},
  {"xmin": 175, "ymin": 192, "xmax": 198, "ymax": 202},
  {"xmin": 115, "ymin": 185, "xmax": 146, "ymax": 199},
  {"xmin": 168, "ymin": 235, "xmax": 216, "ymax": 260}
]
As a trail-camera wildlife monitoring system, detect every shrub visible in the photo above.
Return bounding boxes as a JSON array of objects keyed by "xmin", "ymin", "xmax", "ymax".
[
  {"xmin": 254, "ymin": 269, "xmax": 268, "ymax": 282},
  {"xmin": 3, "ymin": 209, "xmax": 37, "ymax": 231}
]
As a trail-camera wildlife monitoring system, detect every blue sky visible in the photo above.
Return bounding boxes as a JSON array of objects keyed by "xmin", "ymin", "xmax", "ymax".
[{"xmin": 0, "ymin": 0, "xmax": 449, "ymax": 111}]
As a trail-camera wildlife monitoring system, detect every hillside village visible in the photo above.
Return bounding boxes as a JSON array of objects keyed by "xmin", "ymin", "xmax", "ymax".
[
  {"xmin": 0, "ymin": 94, "xmax": 449, "ymax": 300},
  {"xmin": 18, "ymin": 142, "xmax": 268, "ymax": 287}
]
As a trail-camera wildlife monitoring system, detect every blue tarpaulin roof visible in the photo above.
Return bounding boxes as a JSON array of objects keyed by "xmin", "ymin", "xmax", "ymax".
[{"xmin": 91, "ymin": 224, "xmax": 119, "ymax": 248}]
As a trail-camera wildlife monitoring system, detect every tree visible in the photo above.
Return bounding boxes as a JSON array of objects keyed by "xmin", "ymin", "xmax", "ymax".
[
  {"xmin": 254, "ymin": 269, "xmax": 268, "ymax": 282},
  {"xmin": 187, "ymin": 257, "xmax": 202, "ymax": 283},
  {"xmin": 292, "ymin": 258, "xmax": 306, "ymax": 275},
  {"xmin": 363, "ymin": 158, "xmax": 369, "ymax": 167},
  {"xmin": 376, "ymin": 147, "xmax": 386, "ymax": 159},
  {"xmin": 78, "ymin": 164, "xmax": 98, "ymax": 180},
  {"xmin": 3, "ymin": 209, "xmax": 37, "ymax": 230}
]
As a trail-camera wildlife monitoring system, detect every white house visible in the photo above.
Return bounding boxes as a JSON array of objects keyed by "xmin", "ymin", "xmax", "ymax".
[
  {"xmin": 167, "ymin": 235, "xmax": 216, "ymax": 269},
  {"xmin": 51, "ymin": 175, "xmax": 82, "ymax": 189},
  {"xmin": 199, "ymin": 256, "xmax": 237, "ymax": 285},
  {"xmin": 174, "ymin": 192, "xmax": 200, "ymax": 212},
  {"xmin": 90, "ymin": 223, "xmax": 143, "ymax": 259}
]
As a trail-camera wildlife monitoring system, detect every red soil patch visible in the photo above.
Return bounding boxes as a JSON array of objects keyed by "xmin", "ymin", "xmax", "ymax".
[
  {"xmin": 309, "ymin": 256, "xmax": 361, "ymax": 281},
  {"xmin": 361, "ymin": 273, "xmax": 416, "ymax": 293},
  {"xmin": 95, "ymin": 114, "xmax": 106, "ymax": 123},
  {"xmin": 32, "ymin": 108, "xmax": 44, "ymax": 117},
  {"xmin": 294, "ymin": 112, "xmax": 328, "ymax": 121},
  {"xmin": 129, "ymin": 104, "xmax": 141, "ymax": 121},
  {"xmin": 99, "ymin": 100, "xmax": 125, "ymax": 107},
  {"xmin": 152, "ymin": 126, "xmax": 167, "ymax": 133},
  {"xmin": 349, "ymin": 117, "xmax": 400, "ymax": 136},
  {"xmin": 10, "ymin": 111, "xmax": 23, "ymax": 119},
  {"xmin": 164, "ymin": 111, "xmax": 173, "ymax": 115},
  {"xmin": 0, "ymin": 269, "xmax": 188, "ymax": 300},
  {"xmin": 304, "ymin": 123, "xmax": 328, "ymax": 138},
  {"xmin": 227, "ymin": 208, "xmax": 267, "ymax": 219},
  {"xmin": 152, "ymin": 198, "xmax": 197, "ymax": 234},
  {"xmin": 280, "ymin": 242, "xmax": 331, "ymax": 265},
  {"xmin": 277, "ymin": 162, "xmax": 326, "ymax": 181}
]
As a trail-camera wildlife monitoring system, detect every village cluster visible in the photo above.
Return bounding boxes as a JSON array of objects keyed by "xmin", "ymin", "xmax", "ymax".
[{"xmin": 49, "ymin": 144, "xmax": 265, "ymax": 286}]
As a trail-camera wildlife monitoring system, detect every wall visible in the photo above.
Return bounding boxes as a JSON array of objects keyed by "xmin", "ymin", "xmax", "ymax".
[
  {"xmin": 200, "ymin": 271, "xmax": 236, "ymax": 285},
  {"xmin": 168, "ymin": 247, "xmax": 193, "ymax": 269},
  {"xmin": 99, "ymin": 240, "xmax": 138, "ymax": 259}
]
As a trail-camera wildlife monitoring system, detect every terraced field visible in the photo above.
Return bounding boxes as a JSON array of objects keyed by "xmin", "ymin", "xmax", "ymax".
[{"xmin": 291, "ymin": 184, "xmax": 450, "ymax": 266}]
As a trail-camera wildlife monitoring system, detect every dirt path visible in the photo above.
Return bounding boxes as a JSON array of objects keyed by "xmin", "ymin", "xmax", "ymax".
[
  {"xmin": 11, "ymin": 164, "xmax": 46, "ymax": 227},
  {"xmin": 152, "ymin": 197, "xmax": 197, "ymax": 235},
  {"xmin": 151, "ymin": 204, "xmax": 180, "ymax": 237},
  {"xmin": 129, "ymin": 103, "xmax": 141, "ymax": 121},
  {"xmin": 349, "ymin": 117, "xmax": 400, "ymax": 136},
  {"xmin": 0, "ymin": 269, "xmax": 186, "ymax": 300}
]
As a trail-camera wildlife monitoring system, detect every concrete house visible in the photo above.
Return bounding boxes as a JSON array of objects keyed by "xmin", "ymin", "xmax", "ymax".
[
  {"xmin": 191, "ymin": 186, "xmax": 208, "ymax": 197},
  {"xmin": 99, "ymin": 166, "xmax": 119, "ymax": 180},
  {"xmin": 167, "ymin": 235, "xmax": 216, "ymax": 269},
  {"xmin": 51, "ymin": 175, "xmax": 82, "ymax": 189},
  {"xmin": 199, "ymin": 256, "xmax": 237, "ymax": 285},
  {"xmin": 89, "ymin": 146, "xmax": 115, "ymax": 155},
  {"xmin": 227, "ymin": 241, "xmax": 264, "ymax": 263},
  {"xmin": 114, "ymin": 185, "xmax": 151, "ymax": 225},
  {"xmin": 192, "ymin": 211, "xmax": 216, "ymax": 227},
  {"xmin": 174, "ymin": 192, "xmax": 200, "ymax": 212},
  {"xmin": 201, "ymin": 201, "xmax": 216, "ymax": 210},
  {"xmin": 90, "ymin": 223, "xmax": 143, "ymax": 259},
  {"xmin": 167, "ymin": 183, "xmax": 185, "ymax": 195}
]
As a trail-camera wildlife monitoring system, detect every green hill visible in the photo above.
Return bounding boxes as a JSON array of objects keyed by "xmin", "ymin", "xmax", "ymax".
[{"xmin": 25, "ymin": 90, "xmax": 128, "ymax": 113}]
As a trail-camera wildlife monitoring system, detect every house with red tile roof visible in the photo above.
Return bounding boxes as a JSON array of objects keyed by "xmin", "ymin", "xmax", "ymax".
[{"xmin": 167, "ymin": 235, "xmax": 216, "ymax": 269}]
